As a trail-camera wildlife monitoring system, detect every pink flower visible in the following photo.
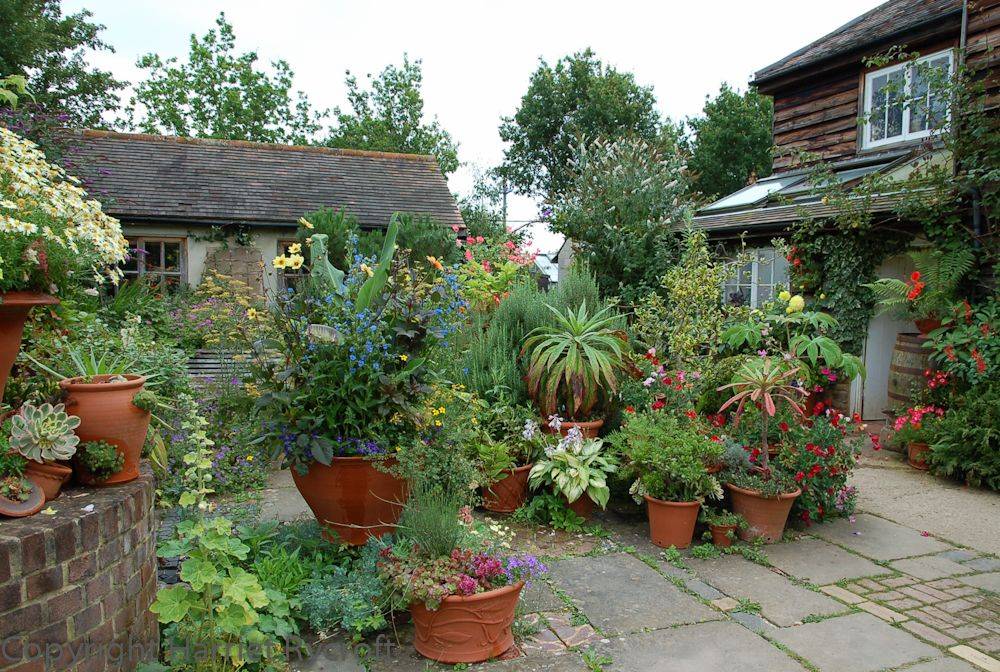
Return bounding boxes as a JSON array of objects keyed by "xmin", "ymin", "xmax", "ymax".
[
  {"xmin": 451, "ymin": 225, "xmax": 461, "ymax": 233},
  {"xmin": 464, "ymin": 249, "xmax": 474, "ymax": 262},
  {"xmin": 457, "ymin": 574, "xmax": 478, "ymax": 595}
]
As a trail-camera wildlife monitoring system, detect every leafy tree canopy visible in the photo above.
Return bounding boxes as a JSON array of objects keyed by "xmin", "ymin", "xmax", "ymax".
[
  {"xmin": 325, "ymin": 56, "xmax": 459, "ymax": 175},
  {"xmin": 685, "ymin": 83, "xmax": 773, "ymax": 201},
  {"xmin": 0, "ymin": 0, "xmax": 125, "ymax": 126},
  {"xmin": 129, "ymin": 13, "xmax": 323, "ymax": 144},
  {"xmin": 500, "ymin": 49, "xmax": 661, "ymax": 199}
]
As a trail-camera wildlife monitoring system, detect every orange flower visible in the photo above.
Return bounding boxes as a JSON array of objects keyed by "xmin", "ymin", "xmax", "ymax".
[{"xmin": 426, "ymin": 255, "xmax": 444, "ymax": 271}]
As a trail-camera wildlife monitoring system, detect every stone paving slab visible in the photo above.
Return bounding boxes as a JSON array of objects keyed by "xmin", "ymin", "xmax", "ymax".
[
  {"xmin": 891, "ymin": 556, "xmax": 977, "ymax": 580},
  {"xmin": 960, "ymin": 572, "xmax": 1000, "ymax": 593},
  {"xmin": 765, "ymin": 537, "xmax": 888, "ymax": 584},
  {"xmin": 520, "ymin": 581, "xmax": 566, "ymax": 613},
  {"xmin": 598, "ymin": 620, "xmax": 806, "ymax": 671},
  {"xmin": 771, "ymin": 612, "xmax": 941, "ymax": 672},
  {"xmin": 902, "ymin": 657, "xmax": 983, "ymax": 672},
  {"xmin": 964, "ymin": 558, "xmax": 1000, "ymax": 573},
  {"xmin": 548, "ymin": 553, "xmax": 720, "ymax": 635},
  {"xmin": 687, "ymin": 554, "xmax": 846, "ymax": 626},
  {"xmin": 809, "ymin": 514, "xmax": 952, "ymax": 561}
]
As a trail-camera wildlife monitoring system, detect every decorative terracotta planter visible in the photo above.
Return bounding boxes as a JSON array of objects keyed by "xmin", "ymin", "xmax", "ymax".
[
  {"xmin": 709, "ymin": 523, "xmax": 736, "ymax": 548},
  {"xmin": 0, "ymin": 480, "xmax": 45, "ymax": 517},
  {"xmin": 59, "ymin": 375, "xmax": 150, "ymax": 485},
  {"xmin": 410, "ymin": 581, "xmax": 524, "ymax": 663},
  {"xmin": 482, "ymin": 464, "xmax": 533, "ymax": 513},
  {"xmin": 25, "ymin": 460, "xmax": 73, "ymax": 501},
  {"xmin": 564, "ymin": 494, "xmax": 594, "ymax": 519},
  {"xmin": 725, "ymin": 483, "xmax": 801, "ymax": 543},
  {"xmin": 907, "ymin": 442, "xmax": 930, "ymax": 471},
  {"xmin": 291, "ymin": 457, "xmax": 408, "ymax": 545},
  {"xmin": 914, "ymin": 318, "xmax": 942, "ymax": 336},
  {"xmin": 644, "ymin": 496, "xmax": 699, "ymax": 549},
  {"xmin": 543, "ymin": 418, "xmax": 604, "ymax": 439},
  {"xmin": 0, "ymin": 292, "xmax": 58, "ymax": 403}
]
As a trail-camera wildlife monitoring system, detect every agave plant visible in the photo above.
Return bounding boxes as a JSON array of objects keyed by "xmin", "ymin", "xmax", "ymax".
[
  {"xmin": 10, "ymin": 403, "xmax": 81, "ymax": 463},
  {"xmin": 521, "ymin": 302, "xmax": 629, "ymax": 420},
  {"xmin": 23, "ymin": 345, "xmax": 161, "ymax": 386},
  {"xmin": 717, "ymin": 358, "xmax": 806, "ymax": 468}
]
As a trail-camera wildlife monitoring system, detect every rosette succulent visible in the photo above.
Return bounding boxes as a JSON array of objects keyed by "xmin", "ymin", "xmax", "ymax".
[{"xmin": 10, "ymin": 403, "xmax": 81, "ymax": 463}]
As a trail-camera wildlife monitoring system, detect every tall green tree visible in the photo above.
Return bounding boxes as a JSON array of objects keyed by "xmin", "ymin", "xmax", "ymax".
[
  {"xmin": 325, "ymin": 56, "xmax": 459, "ymax": 175},
  {"xmin": 0, "ymin": 0, "xmax": 125, "ymax": 126},
  {"xmin": 130, "ymin": 13, "xmax": 323, "ymax": 144},
  {"xmin": 685, "ymin": 84, "xmax": 774, "ymax": 201},
  {"xmin": 500, "ymin": 49, "xmax": 661, "ymax": 200}
]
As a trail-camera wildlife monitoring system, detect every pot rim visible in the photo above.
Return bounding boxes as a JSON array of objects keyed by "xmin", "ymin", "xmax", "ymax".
[
  {"xmin": 725, "ymin": 482, "xmax": 801, "ymax": 501},
  {"xmin": 26, "ymin": 460, "xmax": 73, "ymax": 475},
  {"xmin": 0, "ymin": 291, "xmax": 59, "ymax": 307},
  {"xmin": 709, "ymin": 522, "xmax": 737, "ymax": 530},
  {"xmin": 643, "ymin": 495, "xmax": 700, "ymax": 508},
  {"xmin": 296, "ymin": 454, "xmax": 397, "ymax": 468},
  {"xmin": 419, "ymin": 580, "xmax": 525, "ymax": 607},
  {"xmin": 60, "ymin": 373, "xmax": 146, "ymax": 391},
  {"xmin": 545, "ymin": 417, "xmax": 604, "ymax": 428}
]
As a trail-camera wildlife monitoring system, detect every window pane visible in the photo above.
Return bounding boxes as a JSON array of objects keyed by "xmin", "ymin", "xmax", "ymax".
[
  {"xmin": 144, "ymin": 242, "xmax": 163, "ymax": 270},
  {"xmin": 773, "ymin": 254, "xmax": 789, "ymax": 289},
  {"xmin": 163, "ymin": 242, "xmax": 181, "ymax": 271},
  {"xmin": 870, "ymin": 70, "xmax": 904, "ymax": 141},
  {"xmin": 870, "ymin": 74, "xmax": 888, "ymax": 140},
  {"xmin": 758, "ymin": 285, "xmax": 774, "ymax": 305}
]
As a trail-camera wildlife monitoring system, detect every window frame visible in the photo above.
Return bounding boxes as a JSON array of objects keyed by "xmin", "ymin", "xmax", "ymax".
[
  {"xmin": 861, "ymin": 49, "xmax": 954, "ymax": 150},
  {"xmin": 122, "ymin": 236, "xmax": 187, "ymax": 289},
  {"xmin": 722, "ymin": 247, "xmax": 789, "ymax": 309}
]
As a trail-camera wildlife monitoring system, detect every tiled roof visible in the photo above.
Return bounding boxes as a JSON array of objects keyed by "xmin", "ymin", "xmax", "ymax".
[
  {"xmin": 754, "ymin": 0, "xmax": 963, "ymax": 85},
  {"xmin": 71, "ymin": 130, "xmax": 464, "ymax": 229}
]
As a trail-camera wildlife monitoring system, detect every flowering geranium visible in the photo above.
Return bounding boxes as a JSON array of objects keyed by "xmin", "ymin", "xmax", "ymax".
[
  {"xmin": 456, "ymin": 233, "xmax": 537, "ymax": 310},
  {"xmin": 0, "ymin": 127, "xmax": 127, "ymax": 293},
  {"xmin": 892, "ymin": 405, "xmax": 945, "ymax": 445}
]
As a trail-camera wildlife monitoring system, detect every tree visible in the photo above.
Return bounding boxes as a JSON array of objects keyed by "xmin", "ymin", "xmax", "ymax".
[
  {"xmin": 0, "ymin": 0, "xmax": 125, "ymax": 126},
  {"xmin": 685, "ymin": 84, "xmax": 774, "ymax": 201},
  {"xmin": 499, "ymin": 49, "xmax": 661, "ymax": 200},
  {"xmin": 325, "ymin": 56, "xmax": 459, "ymax": 175},
  {"xmin": 130, "ymin": 13, "xmax": 323, "ymax": 144}
]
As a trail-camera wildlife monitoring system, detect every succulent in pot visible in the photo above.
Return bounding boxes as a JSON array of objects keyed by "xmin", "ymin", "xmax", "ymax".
[
  {"xmin": 0, "ymin": 426, "xmax": 44, "ymax": 517},
  {"xmin": 10, "ymin": 402, "xmax": 80, "ymax": 500},
  {"xmin": 528, "ymin": 428, "xmax": 617, "ymax": 518},
  {"xmin": 75, "ymin": 440, "xmax": 126, "ymax": 485}
]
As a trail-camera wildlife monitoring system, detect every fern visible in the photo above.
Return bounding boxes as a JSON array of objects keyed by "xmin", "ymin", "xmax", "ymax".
[{"xmin": 865, "ymin": 247, "xmax": 973, "ymax": 319}]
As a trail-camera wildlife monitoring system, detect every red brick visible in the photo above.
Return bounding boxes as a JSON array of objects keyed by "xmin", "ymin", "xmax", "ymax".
[
  {"xmin": 27, "ymin": 620, "xmax": 67, "ymax": 644},
  {"xmin": 1, "ymin": 656, "xmax": 44, "ymax": 672},
  {"xmin": 46, "ymin": 587, "xmax": 83, "ymax": 622},
  {"xmin": 19, "ymin": 532, "xmax": 47, "ymax": 575},
  {"xmin": 99, "ymin": 507, "xmax": 119, "ymax": 539},
  {"xmin": 72, "ymin": 603, "xmax": 103, "ymax": 637},
  {"xmin": 0, "ymin": 581, "xmax": 23, "ymax": 610},
  {"xmin": 24, "ymin": 566, "xmax": 62, "ymax": 601},
  {"xmin": 52, "ymin": 522, "xmax": 79, "ymax": 564},
  {"xmin": 84, "ymin": 573, "xmax": 110, "ymax": 602},
  {"xmin": 0, "ymin": 540, "xmax": 16, "ymax": 583},
  {"xmin": 0, "ymin": 604, "xmax": 41, "ymax": 638},
  {"xmin": 67, "ymin": 553, "xmax": 95, "ymax": 583},
  {"xmin": 78, "ymin": 514, "xmax": 99, "ymax": 552}
]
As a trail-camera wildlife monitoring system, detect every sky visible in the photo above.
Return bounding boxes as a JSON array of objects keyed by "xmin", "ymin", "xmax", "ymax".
[{"xmin": 64, "ymin": 0, "xmax": 883, "ymax": 253}]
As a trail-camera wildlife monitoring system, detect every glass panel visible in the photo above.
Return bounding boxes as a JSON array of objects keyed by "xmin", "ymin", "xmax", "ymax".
[
  {"xmin": 163, "ymin": 242, "xmax": 181, "ymax": 271},
  {"xmin": 886, "ymin": 70, "xmax": 904, "ymax": 138},
  {"xmin": 143, "ymin": 241, "xmax": 163, "ymax": 270},
  {"xmin": 701, "ymin": 174, "xmax": 807, "ymax": 211},
  {"xmin": 122, "ymin": 239, "xmax": 139, "ymax": 274},
  {"xmin": 870, "ymin": 74, "xmax": 888, "ymax": 141},
  {"xmin": 773, "ymin": 254, "xmax": 789, "ymax": 289},
  {"xmin": 737, "ymin": 261, "xmax": 752, "ymax": 285},
  {"xmin": 758, "ymin": 285, "xmax": 774, "ymax": 305},
  {"xmin": 911, "ymin": 55, "xmax": 951, "ymax": 133}
]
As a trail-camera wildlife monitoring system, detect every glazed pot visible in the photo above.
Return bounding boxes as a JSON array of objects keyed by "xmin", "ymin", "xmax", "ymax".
[
  {"xmin": 0, "ymin": 292, "xmax": 58, "ymax": 403},
  {"xmin": 25, "ymin": 460, "xmax": 73, "ymax": 501},
  {"xmin": 543, "ymin": 418, "xmax": 604, "ymax": 439},
  {"xmin": 410, "ymin": 581, "xmax": 524, "ymax": 663},
  {"xmin": 644, "ymin": 496, "xmax": 699, "ymax": 549},
  {"xmin": 725, "ymin": 482, "xmax": 801, "ymax": 543},
  {"xmin": 564, "ymin": 494, "xmax": 594, "ymax": 520},
  {"xmin": 291, "ymin": 457, "xmax": 408, "ymax": 545},
  {"xmin": 0, "ymin": 479, "xmax": 45, "ymax": 517},
  {"xmin": 914, "ymin": 318, "xmax": 942, "ymax": 336},
  {"xmin": 59, "ymin": 375, "xmax": 150, "ymax": 485},
  {"xmin": 907, "ymin": 442, "xmax": 930, "ymax": 471},
  {"xmin": 482, "ymin": 464, "xmax": 533, "ymax": 513},
  {"xmin": 709, "ymin": 523, "xmax": 737, "ymax": 548}
]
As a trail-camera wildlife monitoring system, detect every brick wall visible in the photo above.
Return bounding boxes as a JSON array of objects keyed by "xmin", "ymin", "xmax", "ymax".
[{"xmin": 0, "ymin": 466, "xmax": 158, "ymax": 671}]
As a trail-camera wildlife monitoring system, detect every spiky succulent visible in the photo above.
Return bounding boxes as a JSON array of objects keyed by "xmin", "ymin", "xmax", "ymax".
[{"xmin": 10, "ymin": 403, "xmax": 81, "ymax": 463}]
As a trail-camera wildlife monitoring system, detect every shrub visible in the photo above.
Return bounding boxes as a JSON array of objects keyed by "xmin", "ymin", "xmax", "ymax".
[
  {"xmin": 928, "ymin": 382, "xmax": 1000, "ymax": 490},
  {"xmin": 297, "ymin": 539, "xmax": 389, "ymax": 638}
]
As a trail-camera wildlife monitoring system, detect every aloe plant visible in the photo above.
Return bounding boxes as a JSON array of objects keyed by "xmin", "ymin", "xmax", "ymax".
[{"xmin": 10, "ymin": 403, "xmax": 81, "ymax": 463}]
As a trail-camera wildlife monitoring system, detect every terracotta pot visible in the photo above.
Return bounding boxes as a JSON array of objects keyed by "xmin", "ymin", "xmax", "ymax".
[
  {"xmin": 25, "ymin": 460, "xmax": 73, "ymax": 501},
  {"xmin": 644, "ymin": 496, "xmax": 699, "ymax": 549},
  {"xmin": 410, "ymin": 581, "xmax": 524, "ymax": 663},
  {"xmin": 705, "ymin": 462, "xmax": 723, "ymax": 475},
  {"xmin": 543, "ymin": 417, "xmax": 604, "ymax": 439},
  {"xmin": 482, "ymin": 464, "xmax": 533, "ymax": 513},
  {"xmin": 291, "ymin": 457, "xmax": 408, "ymax": 545},
  {"xmin": 725, "ymin": 482, "xmax": 801, "ymax": 543},
  {"xmin": 60, "ymin": 375, "xmax": 150, "ymax": 485},
  {"xmin": 0, "ymin": 480, "xmax": 45, "ymax": 517},
  {"xmin": 564, "ymin": 494, "xmax": 594, "ymax": 519},
  {"xmin": 709, "ymin": 523, "xmax": 736, "ymax": 548},
  {"xmin": 907, "ymin": 442, "xmax": 930, "ymax": 471},
  {"xmin": 914, "ymin": 318, "xmax": 942, "ymax": 336},
  {"xmin": 0, "ymin": 292, "xmax": 58, "ymax": 403}
]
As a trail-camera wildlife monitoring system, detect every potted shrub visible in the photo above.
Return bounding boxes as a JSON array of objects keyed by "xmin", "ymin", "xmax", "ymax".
[
  {"xmin": 379, "ymin": 485, "xmax": 547, "ymax": 664},
  {"xmin": 0, "ymin": 127, "xmax": 128, "ymax": 402},
  {"xmin": 9, "ymin": 402, "xmax": 80, "ymax": 500},
  {"xmin": 610, "ymin": 412, "xmax": 723, "ymax": 549},
  {"xmin": 528, "ymin": 428, "xmax": 617, "ymax": 519},
  {"xmin": 0, "ymin": 426, "xmax": 44, "ymax": 517},
  {"xmin": 717, "ymin": 358, "xmax": 806, "ymax": 542},
  {"xmin": 700, "ymin": 508, "xmax": 746, "ymax": 548},
  {"xmin": 522, "ymin": 302, "xmax": 630, "ymax": 437},
  {"xmin": 892, "ymin": 405, "xmax": 944, "ymax": 470},
  {"xmin": 75, "ymin": 440, "xmax": 126, "ymax": 485},
  {"xmin": 473, "ymin": 405, "xmax": 545, "ymax": 513}
]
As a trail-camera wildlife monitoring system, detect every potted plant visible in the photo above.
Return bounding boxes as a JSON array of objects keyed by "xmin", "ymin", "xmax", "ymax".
[
  {"xmin": 477, "ymin": 410, "xmax": 545, "ymax": 513},
  {"xmin": 522, "ymin": 302, "xmax": 630, "ymax": 437},
  {"xmin": 0, "ymin": 425, "xmax": 44, "ymax": 517},
  {"xmin": 379, "ymin": 484, "xmax": 547, "ymax": 664},
  {"xmin": 610, "ymin": 412, "xmax": 723, "ymax": 549},
  {"xmin": 892, "ymin": 405, "xmax": 944, "ymax": 470},
  {"xmin": 0, "ymin": 127, "xmax": 128, "ymax": 402},
  {"xmin": 9, "ymin": 402, "xmax": 80, "ymax": 500},
  {"xmin": 700, "ymin": 508, "xmax": 747, "ymax": 548},
  {"xmin": 75, "ymin": 440, "xmax": 126, "ymax": 485},
  {"xmin": 528, "ymin": 428, "xmax": 617, "ymax": 519},
  {"xmin": 717, "ymin": 358, "xmax": 806, "ymax": 542}
]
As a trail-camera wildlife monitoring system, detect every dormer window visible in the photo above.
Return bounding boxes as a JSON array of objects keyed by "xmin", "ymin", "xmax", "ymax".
[{"xmin": 862, "ymin": 50, "xmax": 954, "ymax": 149}]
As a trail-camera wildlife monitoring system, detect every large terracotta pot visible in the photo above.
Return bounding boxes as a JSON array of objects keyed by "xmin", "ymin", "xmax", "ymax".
[
  {"xmin": 291, "ymin": 457, "xmax": 407, "ymax": 545},
  {"xmin": 0, "ymin": 292, "xmax": 58, "ymax": 403},
  {"xmin": 0, "ymin": 479, "xmax": 45, "ymax": 517},
  {"xmin": 25, "ymin": 461, "xmax": 73, "ymax": 501},
  {"xmin": 564, "ymin": 494, "xmax": 594, "ymax": 519},
  {"xmin": 726, "ymin": 482, "xmax": 801, "ymax": 543},
  {"xmin": 410, "ymin": 582, "xmax": 524, "ymax": 664},
  {"xmin": 644, "ymin": 496, "xmax": 699, "ymax": 549},
  {"xmin": 60, "ymin": 375, "xmax": 150, "ymax": 485},
  {"xmin": 482, "ymin": 464, "xmax": 532, "ymax": 513},
  {"xmin": 907, "ymin": 442, "xmax": 930, "ymax": 470}
]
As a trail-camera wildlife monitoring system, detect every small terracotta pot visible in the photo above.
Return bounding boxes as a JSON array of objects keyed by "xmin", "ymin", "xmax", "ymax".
[
  {"xmin": 543, "ymin": 418, "xmax": 604, "ymax": 439},
  {"xmin": 482, "ymin": 464, "xmax": 533, "ymax": 513},
  {"xmin": 726, "ymin": 482, "xmax": 801, "ymax": 543},
  {"xmin": 709, "ymin": 523, "xmax": 736, "ymax": 548},
  {"xmin": 564, "ymin": 494, "xmax": 594, "ymax": 519},
  {"xmin": 25, "ymin": 460, "xmax": 73, "ymax": 501},
  {"xmin": 705, "ymin": 462, "xmax": 723, "ymax": 475},
  {"xmin": 914, "ymin": 318, "xmax": 942, "ymax": 336},
  {"xmin": 0, "ymin": 480, "xmax": 45, "ymax": 517},
  {"xmin": 907, "ymin": 442, "xmax": 930, "ymax": 470},
  {"xmin": 291, "ymin": 457, "xmax": 408, "ymax": 545},
  {"xmin": 410, "ymin": 582, "xmax": 524, "ymax": 663},
  {"xmin": 0, "ymin": 292, "xmax": 58, "ymax": 403},
  {"xmin": 60, "ymin": 374, "xmax": 150, "ymax": 485},
  {"xmin": 644, "ymin": 496, "xmax": 699, "ymax": 549}
]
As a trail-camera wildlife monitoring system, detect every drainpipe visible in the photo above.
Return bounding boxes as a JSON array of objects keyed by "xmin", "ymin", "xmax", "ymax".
[{"xmin": 958, "ymin": 0, "xmax": 985, "ymax": 243}]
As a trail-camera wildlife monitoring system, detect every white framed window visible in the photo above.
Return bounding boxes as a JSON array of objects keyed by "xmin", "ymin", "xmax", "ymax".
[
  {"xmin": 862, "ymin": 50, "xmax": 954, "ymax": 149},
  {"xmin": 723, "ymin": 248, "xmax": 789, "ymax": 308},
  {"xmin": 122, "ymin": 237, "xmax": 186, "ymax": 290},
  {"xmin": 276, "ymin": 240, "xmax": 307, "ymax": 292}
]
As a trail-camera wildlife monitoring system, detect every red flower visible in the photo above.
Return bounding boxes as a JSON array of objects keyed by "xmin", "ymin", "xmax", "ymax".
[
  {"xmin": 910, "ymin": 271, "xmax": 922, "ymax": 282},
  {"xmin": 685, "ymin": 410, "xmax": 697, "ymax": 420},
  {"xmin": 779, "ymin": 422, "xmax": 789, "ymax": 432},
  {"xmin": 625, "ymin": 405, "xmax": 635, "ymax": 414},
  {"xmin": 972, "ymin": 349, "xmax": 986, "ymax": 374},
  {"xmin": 794, "ymin": 471, "xmax": 805, "ymax": 482},
  {"xmin": 651, "ymin": 399, "xmax": 665, "ymax": 411}
]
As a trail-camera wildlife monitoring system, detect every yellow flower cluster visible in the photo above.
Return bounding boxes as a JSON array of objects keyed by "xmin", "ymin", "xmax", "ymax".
[
  {"xmin": 779, "ymin": 290, "xmax": 806, "ymax": 314},
  {"xmin": 272, "ymin": 253, "xmax": 304, "ymax": 270}
]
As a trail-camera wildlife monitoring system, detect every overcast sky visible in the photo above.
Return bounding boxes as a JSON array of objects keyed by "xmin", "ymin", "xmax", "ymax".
[{"xmin": 64, "ymin": 0, "xmax": 882, "ymax": 253}]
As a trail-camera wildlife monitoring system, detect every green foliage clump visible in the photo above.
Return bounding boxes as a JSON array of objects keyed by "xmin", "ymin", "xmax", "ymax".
[
  {"xmin": 511, "ymin": 493, "xmax": 589, "ymax": 533},
  {"xmin": 929, "ymin": 382, "xmax": 1000, "ymax": 490},
  {"xmin": 78, "ymin": 440, "xmax": 124, "ymax": 481},
  {"xmin": 297, "ymin": 539, "xmax": 389, "ymax": 638}
]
